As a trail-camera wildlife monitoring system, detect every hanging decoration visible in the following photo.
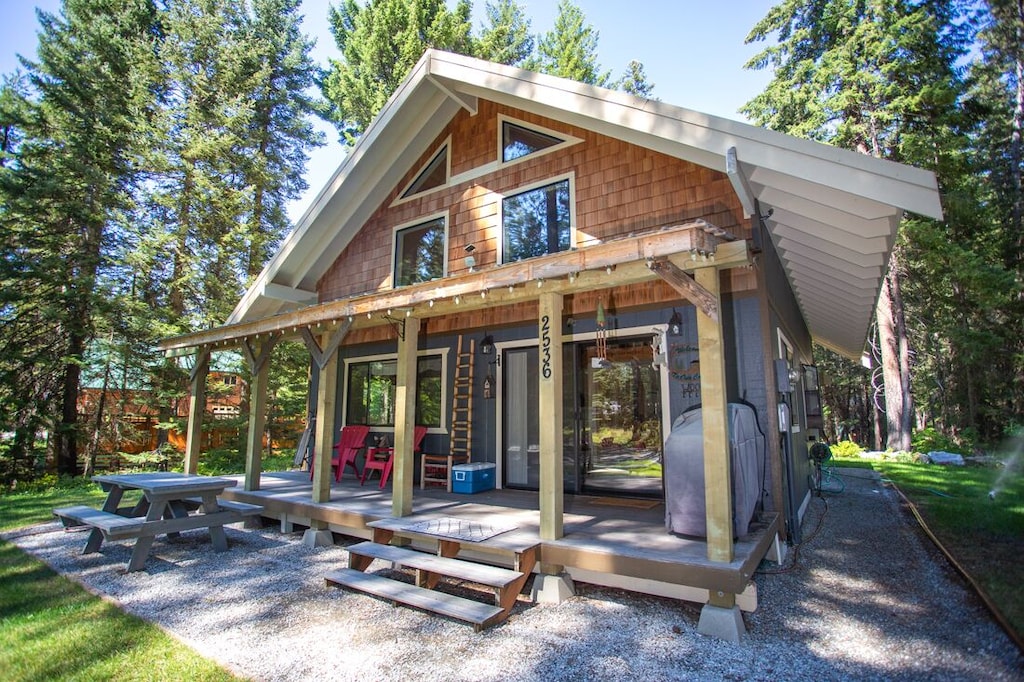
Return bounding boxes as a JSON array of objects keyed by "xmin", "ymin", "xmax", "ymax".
[{"xmin": 596, "ymin": 299, "xmax": 608, "ymax": 362}]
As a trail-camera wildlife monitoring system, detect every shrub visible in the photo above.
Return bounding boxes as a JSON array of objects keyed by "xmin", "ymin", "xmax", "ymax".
[
  {"xmin": 912, "ymin": 426, "xmax": 967, "ymax": 455},
  {"xmin": 830, "ymin": 440, "xmax": 865, "ymax": 459}
]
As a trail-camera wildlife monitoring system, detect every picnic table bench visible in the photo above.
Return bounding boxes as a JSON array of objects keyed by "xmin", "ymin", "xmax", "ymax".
[{"xmin": 53, "ymin": 472, "xmax": 263, "ymax": 572}]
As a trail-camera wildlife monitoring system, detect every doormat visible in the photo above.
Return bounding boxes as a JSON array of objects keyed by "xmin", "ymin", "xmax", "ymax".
[
  {"xmin": 586, "ymin": 497, "xmax": 662, "ymax": 510},
  {"xmin": 401, "ymin": 517, "xmax": 518, "ymax": 543}
]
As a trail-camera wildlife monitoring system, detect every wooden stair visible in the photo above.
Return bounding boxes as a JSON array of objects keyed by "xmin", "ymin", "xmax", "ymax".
[{"xmin": 325, "ymin": 540, "xmax": 527, "ymax": 631}]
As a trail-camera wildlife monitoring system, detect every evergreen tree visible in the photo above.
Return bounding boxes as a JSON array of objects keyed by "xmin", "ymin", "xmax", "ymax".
[
  {"xmin": 0, "ymin": 0, "xmax": 160, "ymax": 475},
  {"xmin": 528, "ymin": 0, "xmax": 610, "ymax": 86},
  {"xmin": 744, "ymin": 0, "xmax": 974, "ymax": 449},
  {"xmin": 475, "ymin": 0, "xmax": 533, "ymax": 66},
  {"xmin": 321, "ymin": 0, "xmax": 474, "ymax": 144},
  {"xmin": 615, "ymin": 59, "xmax": 655, "ymax": 98}
]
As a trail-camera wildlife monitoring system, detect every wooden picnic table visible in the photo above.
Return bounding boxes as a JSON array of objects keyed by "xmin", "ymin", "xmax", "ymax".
[{"xmin": 54, "ymin": 472, "xmax": 263, "ymax": 572}]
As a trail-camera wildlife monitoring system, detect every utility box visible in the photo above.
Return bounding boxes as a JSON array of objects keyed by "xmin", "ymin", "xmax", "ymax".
[{"xmin": 452, "ymin": 462, "xmax": 496, "ymax": 494}]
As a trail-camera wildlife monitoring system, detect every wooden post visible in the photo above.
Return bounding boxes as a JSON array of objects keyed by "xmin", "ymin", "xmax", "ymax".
[
  {"xmin": 183, "ymin": 348, "xmax": 209, "ymax": 475},
  {"xmin": 392, "ymin": 317, "xmax": 420, "ymax": 517},
  {"xmin": 311, "ymin": 333, "xmax": 338, "ymax": 507},
  {"xmin": 538, "ymin": 292, "xmax": 564, "ymax": 544},
  {"xmin": 242, "ymin": 335, "xmax": 277, "ymax": 492},
  {"xmin": 695, "ymin": 266, "xmax": 734, "ymax": 564}
]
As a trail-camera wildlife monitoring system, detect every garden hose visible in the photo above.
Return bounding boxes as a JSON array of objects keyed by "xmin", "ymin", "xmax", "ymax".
[{"xmin": 887, "ymin": 480, "xmax": 1024, "ymax": 654}]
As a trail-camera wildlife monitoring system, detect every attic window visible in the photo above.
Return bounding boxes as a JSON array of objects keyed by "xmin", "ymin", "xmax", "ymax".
[
  {"xmin": 502, "ymin": 121, "xmax": 564, "ymax": 162},
  {"xmin": 401, "ymin": 145, "xmax": 448, "ymax": 198}
]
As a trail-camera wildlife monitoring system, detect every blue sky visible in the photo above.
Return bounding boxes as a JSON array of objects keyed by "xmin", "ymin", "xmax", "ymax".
[{"xmin": 0, "ymin": 0, "xmax": 776, "ymax": 220}]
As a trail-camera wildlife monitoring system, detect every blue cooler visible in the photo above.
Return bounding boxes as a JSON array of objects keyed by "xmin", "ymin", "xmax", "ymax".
[{"xmin": 452, "ymin": 462, "xmax": 496, "ymax": 494}]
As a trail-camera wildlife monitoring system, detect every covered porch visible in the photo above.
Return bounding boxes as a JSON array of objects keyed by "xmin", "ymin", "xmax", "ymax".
[{"xmin": 219, "ymin": 470, "xmax": 781, "ymax": 612}]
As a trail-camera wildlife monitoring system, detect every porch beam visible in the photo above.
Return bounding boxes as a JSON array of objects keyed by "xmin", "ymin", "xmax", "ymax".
[
  {"xmin": 537, "ymin": 292, "xmax": 564, "ymax": 545},
  {"xmin": 648, "ymin": 259, "xmax": 719, "ymax": 322},
  {"xmin": 244, "ymin": 336, "xmax": 277, "ymax": 491},
  {"xmin": 392, "ymin": 317, "xmax": 420, "ymax": 517},
  {"xmin": 695, "ymin": 267, "xmax": 734, "ymax": 564},
  {"xmin": 183, "ymin": 347, "xmax": 210, "ymax": 475},
  {"xmin": 311, "ymin": 332, "xmax": 339, "ymax": 507},
  {"xmin": 159, "ymin": 221, "xmax": 738, "ymax": 352}
]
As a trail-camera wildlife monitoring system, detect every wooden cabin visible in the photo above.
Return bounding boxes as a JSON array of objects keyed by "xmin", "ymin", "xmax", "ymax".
[{"xmin": 159, "ymin": 51, "xmax": 942, "ymax": 639}]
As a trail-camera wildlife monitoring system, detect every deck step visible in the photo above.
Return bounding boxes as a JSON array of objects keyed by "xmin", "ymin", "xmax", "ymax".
[
  {"xmin": 53, "ymin": 506, "xmax": 145, "ymax": 538},
  {"xmin": 347, "ymin": 541, "xmax": 522, "ymax": 589},
  {"xmin": 325, "ymin": 568, "xmax": 505, "ymax": 630}
]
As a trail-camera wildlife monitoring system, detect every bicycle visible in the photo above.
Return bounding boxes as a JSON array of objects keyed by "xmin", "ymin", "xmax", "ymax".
[{"xmin": 809, "ymin": 440, "xmax": 845, "ymax": 495}]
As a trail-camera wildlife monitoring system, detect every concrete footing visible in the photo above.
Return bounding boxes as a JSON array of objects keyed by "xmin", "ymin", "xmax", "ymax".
[
  {"xmin": 697, "ymin": 603, "xmax": 745, "ymax": 643},
  {"xmin": 531, "ymin": 572, "xmax": 576, "ymax": 604},
  {"xmin": 301, "ymin": 528, "xmax": 334, "ymax": 548}
]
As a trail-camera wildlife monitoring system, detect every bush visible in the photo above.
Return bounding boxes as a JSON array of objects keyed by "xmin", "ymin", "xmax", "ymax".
[
  {"xmin": 912, "ymin": 426, "xmax": 968, "ymax": 455},
  {"xmin": 830, "ymin": 439, "xmax": 865, "ymax": 459}
]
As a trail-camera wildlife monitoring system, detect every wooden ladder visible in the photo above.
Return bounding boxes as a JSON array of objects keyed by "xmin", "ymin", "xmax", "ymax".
[{"xmin": 422, "ymin": 335, "xmax": 473, "ymax": 490}]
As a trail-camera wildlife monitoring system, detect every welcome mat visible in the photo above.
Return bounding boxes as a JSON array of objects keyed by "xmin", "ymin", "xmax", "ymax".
[
  {"xmin": 401, "ymin": 517, "xmax": 518, "ymax": 543},
  {"xmin": 586, "ymin": 497, "xmax": 662, "ymax": 510}
]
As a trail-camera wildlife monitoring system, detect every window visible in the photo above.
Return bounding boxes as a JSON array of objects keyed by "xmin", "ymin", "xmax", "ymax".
[
  {"xmin": 502, "ymin": 178, "xmax": 572, "ymax": 263},
  {"xmin": 502, "ymin": 121, "xmax": 563, "ymax": 162},
  {"xmin": 401, "ymin": 145, "xmax": 448, "ymax": 198},
  {"xmin": 345, "ymin": 355, "xmax": 443, "ymax": 428},
  {"xmin": 394, "ymin": 217, "xmax": 446, "ymax": 287}
]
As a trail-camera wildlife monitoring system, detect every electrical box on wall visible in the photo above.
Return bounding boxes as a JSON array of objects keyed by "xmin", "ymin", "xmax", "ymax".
[{"xmin": 774, "ymin": 358, "xmax": 792, "ymax": 393}]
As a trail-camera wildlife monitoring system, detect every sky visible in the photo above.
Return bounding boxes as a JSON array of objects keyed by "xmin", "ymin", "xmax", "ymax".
[{"xmin": 0, "ymin": 0, "xmax": 776, "ymax": 221}]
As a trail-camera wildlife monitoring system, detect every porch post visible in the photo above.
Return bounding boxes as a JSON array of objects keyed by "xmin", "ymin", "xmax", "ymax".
[
  {"xmin": 694, "ymin": 266, "xmax": 745, "ymax": 642},
  {"xmin": 243, "ymin": 336, "xmax": 276, "ymax": 492},
  {"xmin": 183, "ymin": 347, "xmax": 209, "ymax": 475},
  {"xmin": 311, "ymin": 332, "xmax": 338, "ymax": 505},
  {"xmin": 532, "ymin": 292, "xmax": 574, "ymax": 603},
  {"xmin": 392, "ymin": 316, "xmax": 420, "ymax": 517}
]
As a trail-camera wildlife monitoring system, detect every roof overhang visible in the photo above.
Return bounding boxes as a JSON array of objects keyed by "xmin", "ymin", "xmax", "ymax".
[{"xmin": 225, "ymin": 50, "xmax": 943, "ymax": 360}]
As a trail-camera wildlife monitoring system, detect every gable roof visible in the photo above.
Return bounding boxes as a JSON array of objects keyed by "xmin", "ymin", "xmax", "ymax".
[{"xmin": 231, "ymin": 50, "xmax": 942, "ymax": 359}]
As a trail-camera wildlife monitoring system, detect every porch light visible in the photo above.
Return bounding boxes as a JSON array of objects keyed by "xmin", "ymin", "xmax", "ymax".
[
  {"xmin": 480, "ymin": 334, "xmax": 495, "ymax": 355},
  {"xmin": 668, "ymin": 309, "xmax": 683, "ymax": 335}
]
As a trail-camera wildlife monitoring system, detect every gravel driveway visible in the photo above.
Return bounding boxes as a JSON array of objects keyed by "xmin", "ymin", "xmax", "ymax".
[{"xmin": 5, "ymin": 470, "xmax": 1022, "ymax": 681}]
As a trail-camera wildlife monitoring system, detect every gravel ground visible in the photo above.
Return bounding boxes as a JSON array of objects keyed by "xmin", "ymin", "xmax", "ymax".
[{"xmin": 5, "ymin": 470, "xmax": 1022, "ymax": 681}]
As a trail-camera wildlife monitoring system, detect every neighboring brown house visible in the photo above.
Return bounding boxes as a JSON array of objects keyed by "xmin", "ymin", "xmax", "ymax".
[{"xmin": 160, "ymin": 51, "xmax": 942, "ymax": 638}]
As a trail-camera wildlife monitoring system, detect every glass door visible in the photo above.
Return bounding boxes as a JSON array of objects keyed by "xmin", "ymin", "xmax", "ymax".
[
  {"xmin": 578, "ymin": 339, "xmax": 664, "ymax": 496},
  {"xmin": 502, "ymin": 347, "xmax": 539, "ymax": 489}
]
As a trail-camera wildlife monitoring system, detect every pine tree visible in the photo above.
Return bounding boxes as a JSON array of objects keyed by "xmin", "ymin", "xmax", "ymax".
[
  {"xmin": 528, "ymin": 0, "xmax": 610, "ymax": 86},
  {"xmin": 322, "ymin": 0, "xmax": 474, "ymax": 143},
  {"xmin": 743, "ymin": 0, "xmax": 973, "ymax": 449},
  {"xmin": 615, "ymin": 59, "xmax": 655, "ymax": 98},
  {"xmin": 475, "ymin": 0, "xmax": 533, "ymax": 66},
  {"xmin": 0, "ymin": 0, "xmax": 160, "ymax": 475}
]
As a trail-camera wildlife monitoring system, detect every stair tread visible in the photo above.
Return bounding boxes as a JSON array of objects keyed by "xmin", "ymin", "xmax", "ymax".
[
  {"xmin": 325, "ymin": 568, "xmax": 505, "ymax": 628},
  {"xmin": 347, "ymin": 541, "xmax": 522, "ymax": 588}
]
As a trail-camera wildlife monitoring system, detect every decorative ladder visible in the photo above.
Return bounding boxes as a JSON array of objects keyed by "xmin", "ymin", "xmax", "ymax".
[{"xmin": 421, "ymin": 335, "xmax": 473, "ymax": 490}]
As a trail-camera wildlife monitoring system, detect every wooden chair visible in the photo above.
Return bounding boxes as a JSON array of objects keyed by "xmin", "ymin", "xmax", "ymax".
[
  {"xmin": 309, "ymin": 425, "xmax": 370, "ymax": 483},
  {"xmin": 361, "ymin": 426, "xmax": 427, "ymax": 489},
  {"xmin": 420, "ymin": 450, "xmax": 470, "ymax": 491}
]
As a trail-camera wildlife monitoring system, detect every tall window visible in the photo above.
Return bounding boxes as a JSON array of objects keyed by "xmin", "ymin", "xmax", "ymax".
[
  {"xmin": 345, "ymin": 355, "xmax": 443, "ymax": 428},
  {"xmin": 502, "ymin": 179, "xmax": 572, "ymax": 263},
  {"xmin": 394, "ymin": 217, "xmax": 446, "ymax": 286},
  {"xmin": 502, "ymin": 121, "xmax": 563, "ymax": 162}
]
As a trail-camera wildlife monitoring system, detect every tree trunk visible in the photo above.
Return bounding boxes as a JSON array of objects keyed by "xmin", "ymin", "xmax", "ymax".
[
  {"xmin": 889, "ymin": 259, "xmax": 914, "ymax": 451},
  {"xmin": 876, "ymin": 271, "xmax": 904, "ymax": 451}
]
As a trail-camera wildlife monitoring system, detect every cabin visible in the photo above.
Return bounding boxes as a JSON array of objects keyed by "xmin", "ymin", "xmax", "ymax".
[{"xmin": 159, "ymin": 51, "xmax": 942, "ymax": 639}]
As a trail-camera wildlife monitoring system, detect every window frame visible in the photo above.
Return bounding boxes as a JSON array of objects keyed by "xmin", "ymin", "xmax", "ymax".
[
  {"xmin": 391, "ymin": 211, "xmax": 449, "ymax": 288},
  {"xmin": 341, "ymin": 350, "xmax": 449, "ymax": 434},
  {"xmin": 498, "ymin": 172, "xmax": 577, "ymax": 265},
  {"xmin": 392, "ymin": 137, "xmax": 451, "ymax": 206},
  {"xmin": 496, "ymin": 115, "xmax": 581, "ymax": 168}
]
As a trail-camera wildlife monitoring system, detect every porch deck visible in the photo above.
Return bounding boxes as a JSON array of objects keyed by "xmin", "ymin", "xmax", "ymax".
[{"xmin": 221, "ymin": 470, "xmax": 780, "ymax": 610}]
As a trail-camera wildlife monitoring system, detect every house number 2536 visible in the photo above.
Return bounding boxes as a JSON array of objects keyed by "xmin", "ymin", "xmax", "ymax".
[{"xmin": 540, "ymin": 315, "xmax": 552, "ymax": 379}]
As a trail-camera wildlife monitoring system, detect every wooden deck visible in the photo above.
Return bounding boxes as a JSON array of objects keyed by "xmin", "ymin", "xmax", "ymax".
[{"xmin": 220, "ymin": 470, "xmax": 780, "ymax": 611}]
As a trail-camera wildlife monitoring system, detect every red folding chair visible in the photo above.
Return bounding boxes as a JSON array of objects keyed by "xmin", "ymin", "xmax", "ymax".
[
  {"xmin": 360, "ymin": 426, "xmax": 427, "ymax": 489},
  {"xmin": 309, "ymin": 425, "xmax": 370, "ymax": 483}
]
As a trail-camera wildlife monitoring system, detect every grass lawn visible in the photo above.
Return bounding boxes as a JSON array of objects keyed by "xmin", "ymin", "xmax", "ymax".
[
  {"xmin": 0, "ymin": 479, "xmax": 243, "ymax": 682},
  {"xmin": 834, "ymin": 455, "xmax": 1024, "ymax": 643}
]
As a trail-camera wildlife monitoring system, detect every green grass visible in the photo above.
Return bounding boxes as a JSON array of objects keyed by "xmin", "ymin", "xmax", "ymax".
[
  {"xmin": 835, "ymin": 456, "xmax": 1024, "ymax": 641},
  {"xmin": 0, "ymin": 478, "xmax": 244, "ymax": 682}
]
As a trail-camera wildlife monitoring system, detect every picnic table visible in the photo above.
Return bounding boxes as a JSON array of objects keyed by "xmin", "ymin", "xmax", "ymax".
[{"xmin": 54, "ymin": 472, "xmax": 263, "ymax": 572}]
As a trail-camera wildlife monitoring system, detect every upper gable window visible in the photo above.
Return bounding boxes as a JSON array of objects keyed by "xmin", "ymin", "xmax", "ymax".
[
  {"xmin": 502, "ymin": 121, "xmax": 564, "ymax": 162},
  {"xmin": 394, "ymin": 216, "xmax": 446, "ymax": 287},
  {"xmin": 401, "ymin": 145, "xmax": 448, "ymax": 199}
]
